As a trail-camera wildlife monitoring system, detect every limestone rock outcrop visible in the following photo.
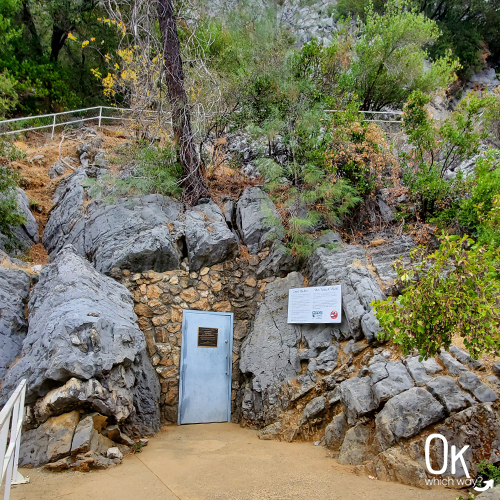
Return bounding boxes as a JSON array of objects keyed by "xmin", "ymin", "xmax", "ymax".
[
  {"xmin": 0, "ymin": 245, "xmax": 160, "ymax": 436},
  {"xmin": 236, "ymin": 187, "xmax": 284, "ymax": 254},
  {"xmin": 0, "ymin": 265, "xmax": 31, "ymax": 380},
  {"xmin": 43, "ymin": 169, "xmax": 240, "ymax": 274}
]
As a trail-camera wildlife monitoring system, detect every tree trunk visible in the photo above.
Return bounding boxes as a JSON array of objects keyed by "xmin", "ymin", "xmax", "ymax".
[
  {"xmin": 50, "ymin": 25, "xmax": 70, "ymax": 62},
  {"xmin": 156, "ymin": 0, "xmax": 208, "ymax": 205}
]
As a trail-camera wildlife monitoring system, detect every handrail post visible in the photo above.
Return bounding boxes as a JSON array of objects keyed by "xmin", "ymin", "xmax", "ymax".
[
  {"xmin": 1, "ymin": 379, "xmax": 29, "ymax": 500},
  {"xmin": 98, "ymin": 106, "xmax": 102, "ymax": 128},
  {"xmin": 51, "ymin": 114, "xmax": 56, "ymax": 139}
]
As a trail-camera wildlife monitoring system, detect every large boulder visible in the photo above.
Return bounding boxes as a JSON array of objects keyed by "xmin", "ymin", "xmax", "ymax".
[
  {"xmin": 19, "ymin": 411, "xmax": 81, "ymax": 467},
  {"xmin": 43, "ymin": 170, "xmax": 183, "ymax": 275},
  {"xmin": 239, "ymin": 272, "xmax": 303, "ymax": 424},
  {"xmin": 0, "ymin": 246, "xmax": 160, "ymax": 436},
  {"xmin": 0, "ymin": 187, "xmax": 39, "ymax": 254},
  {"xmin": 308, "ymin": 244, "xmax": 385, "ymax": 341},
  {"xmin": 81, "ymin": 195, "xmax": 183, "ymax": 274},
  {"xmin": 340, "ymin": 376, "xmax": 377, "ymax": 425},
  {"xmin": 374, "ymin": 387, "xmax": 446, "ymax": 451},
  {"xmin": 0, "ymin": 265, "xmax": 31, "ymax": 380},
  {"xmin": 236, "ymin": 187, "xmax": 284, "ymax": 254},
  {"xmin": 184, "ymin": 200, "xmax": 239, "ymax": 272}
]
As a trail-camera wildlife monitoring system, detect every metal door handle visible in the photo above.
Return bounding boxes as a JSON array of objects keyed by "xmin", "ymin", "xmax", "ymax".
[{"xmin": 225, "ymin": 339, "xmax": 230, "ymax": 376}]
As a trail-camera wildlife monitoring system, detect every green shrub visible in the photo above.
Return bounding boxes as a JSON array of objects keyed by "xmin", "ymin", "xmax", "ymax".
[
  {"xmin": 477, "ymin": 460, "xmax": 500, "ymax": 487},
  {"xmin": 373, "ymin": 234, "xmax": 500, "ymax": 359}
]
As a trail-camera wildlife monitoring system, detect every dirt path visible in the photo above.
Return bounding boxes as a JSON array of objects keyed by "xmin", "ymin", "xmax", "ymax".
[{"xmin": 10, "ymin": 423, "xmax": 459, "ymax": 500}]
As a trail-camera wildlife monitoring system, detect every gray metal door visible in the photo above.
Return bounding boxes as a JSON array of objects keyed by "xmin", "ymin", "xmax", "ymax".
[{"xmin": 178, "ymin": 310, "xmax": 233, "ymax": 424}]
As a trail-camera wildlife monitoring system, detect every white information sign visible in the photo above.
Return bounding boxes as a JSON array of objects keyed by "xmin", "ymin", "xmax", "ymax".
[{"xmin": 287, "ymin": 285, "xmax": 342, "ymax": 324}]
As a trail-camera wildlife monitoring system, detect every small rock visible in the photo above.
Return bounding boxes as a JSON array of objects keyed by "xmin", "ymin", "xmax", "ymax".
[
  {"xmin": 324, "ymin": 412, "xmax": 348, "ymax": 451},
  {"xmin": 106, "ymin": 447, "xmax": 123, "ymax": 460},
  {"xmin": 439, "ymin": 350, "xmax": 469, "ymax": 376},
  {"xmin": 458, "ymin": 372, "xmax": 498, "ymax": 403},
  {"xmin": 299, "ymin": 396, "xmax": 326, "ymax": 425},
  {"xmin": 449, "ymin": 345, "xmax": 484, "ymax": 370},
  {"xmin": 258, "ymin": 421, "xmax": 282, "ymax": 440}
]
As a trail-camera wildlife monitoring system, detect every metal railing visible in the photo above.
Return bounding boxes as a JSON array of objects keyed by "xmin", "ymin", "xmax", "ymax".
[
  {"xmin": 0, "ymin": 107, "xmax": 404, "ymax": 139},
  {"xmin": 0, "ymin": 379, "xmax": 29, "ymax": 500},
  {"xmin": 326, "ymin": 109, "xmax": 404, "ymax": 124},
  {"xmin": 0, "ymin": 106, "xmax": 161, "ymax": 138}
]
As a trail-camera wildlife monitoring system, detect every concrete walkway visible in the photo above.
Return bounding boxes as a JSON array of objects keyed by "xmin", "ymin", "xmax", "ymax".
[{"xmin": 10, "ymin": 423, "xmax": 458, "ymax": 500}]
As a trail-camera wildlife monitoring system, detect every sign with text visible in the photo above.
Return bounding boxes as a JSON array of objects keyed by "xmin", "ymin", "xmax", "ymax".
[{"xmin": 287, "ymin": 285, "xmax": 342, "ymax": 324}]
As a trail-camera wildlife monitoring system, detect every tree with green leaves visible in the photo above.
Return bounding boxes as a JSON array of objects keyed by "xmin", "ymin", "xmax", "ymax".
[{"xmin": 342, "ymin": 0, "xmax": 459, "ymax": 110}]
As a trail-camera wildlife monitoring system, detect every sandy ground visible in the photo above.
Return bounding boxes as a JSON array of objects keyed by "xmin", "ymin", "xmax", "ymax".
[{"xmin": 9, "ymin": 423, "xmax": 460, "ymax": 500}]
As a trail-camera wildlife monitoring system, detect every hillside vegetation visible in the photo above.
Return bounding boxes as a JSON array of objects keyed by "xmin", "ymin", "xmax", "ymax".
[{"xmin": 1, "ymin": 0, "xmax": 499, "ymax": 358}]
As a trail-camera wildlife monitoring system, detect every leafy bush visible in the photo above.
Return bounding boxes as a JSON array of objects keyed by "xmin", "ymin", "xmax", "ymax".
[
  {"xmin": 477, "ymin": 460, "xmax": 500, "ymax": 487},
  {"xmin": 400, "ymin": 90, "xmax": 498, "ymax": 224},
  {"xmin": 373, "ymin": 234, "xmax": 500, "ymax": 359},
  {"xmin": 459, "ymin": 150, "xmax": 500, "ymax": 240},
  {"xmin": 339, "ymin": 0, "xmax": 459, "ymax": 111}
]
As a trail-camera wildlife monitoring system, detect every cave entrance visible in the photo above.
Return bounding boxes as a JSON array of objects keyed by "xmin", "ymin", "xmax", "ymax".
[{"xmin": 178, "ymin": 310, "xmax": 234, "ymax": 425}]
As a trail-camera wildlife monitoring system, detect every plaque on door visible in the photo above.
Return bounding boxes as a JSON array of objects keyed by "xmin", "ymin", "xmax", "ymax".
[{"xmin": 197, "ymin": 327, "xmax": 219, "ymax": 347}]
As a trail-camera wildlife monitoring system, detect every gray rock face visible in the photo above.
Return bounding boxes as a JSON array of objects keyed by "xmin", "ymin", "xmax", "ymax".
[
  {"xmin": 370, "ymin": 361, "xmax": 414, "ymax": 405},
  {"xmin": 403, "ymin": 356, "xmax": 433, "ymax": 387},
  {"xmin": 256, "ymin": 241, "xmax": 297, "ymax": 279},
  {"xmin": 374, "ymin": 387, "xmax": 446, "ymax": 451},
  {"xmin": 308, "ymin": 345, "xmax": 338, "ymax": 374},
  {"xmin": 299, "ymin": 396, "xmax": 327, "ymax": 425},
  {"xmin": 308, "ymin": 245, "xmax": 385, "ymax": 342},
  {"xmin": 19, "ymin": 411, "xmax": 80, "ymax": 467},
  {"xmin": 426, "ymin": 376, "xmax": 475, "ymax": 413},
  {"xmin": 0, "ymin": 246, "xmax": 160, "ymax": 436},
  {"xmin": 43, "ymin": 169, "xmax": 240, "ymax": 274},
  {"xmin": 324, "ymin": 412, "xmax": 348, "ymax": 451},
  {"xmin": 367, "ymin": 236, "xmax": 414, "ymax": 283},
  {"xmin": 240, "ymin": 272, "xmax": 303, "ymax": 424},
  {"xmin": 340, "ymin": 377, "xmax": 377, "ymax": 425},
  {"xmin": 45, "ymin": 187, "xmax": 184, "ymax": 275},
  {"xmin": 377, "ymin": 199, "xmax": 395, "ymax": 224},
  {"xmin": 494, "ymin": 361, "xmax": 500, "ymax": 377},
  {"xmin": 439, "ymin": 350, "xmax": 469, "ymax": 376},
  {"xmin": 457, "ymin": 372, "xmax": 498, "ymax": 403},
  {"xmin": 0, "ymin": 265, "xmax": 31, "ymax": 380},
  {"xmin": 0, "ymin": 188, "xmax": 39, "ymax": 254},
  {"xmin": 236, "ymin": 187, "xmax": 284, "ymax": 254},
  {"xmin": 184, "ymin": 201, "xmax": 238, "ymax": 271},
  {"xmin": 42, "ymin": 169, "xmax": 88, "ymax": 258},
  {"xmin": 339, "ymin": 424, "xmax": 373, "ymax": 465}
]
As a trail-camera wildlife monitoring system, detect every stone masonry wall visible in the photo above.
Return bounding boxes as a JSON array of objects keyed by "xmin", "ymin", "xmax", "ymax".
[{"xmin": 112, "ymin": 251, "xmax": 275, "ymax": 423}]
